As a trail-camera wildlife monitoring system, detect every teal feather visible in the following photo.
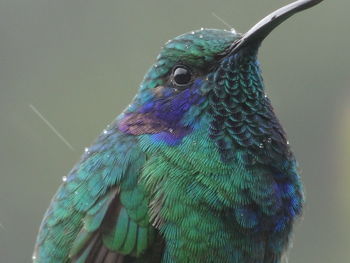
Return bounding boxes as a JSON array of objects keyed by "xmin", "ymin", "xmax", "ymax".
[
  {"xmin": 83, "ymin": 189, "xmax": 117, "ymax": 232},
  {"xmin": 136, "ymin": 227, "xmax": 150, "ymax": 256},
  {"xmin": 120, "ymin": 219, "xmax": 137, "ymax": 254},
  {"xmin": 70, "ymin": 228, "xmax": 94, "ymax": 257},
  {"xmin": 33, "ymin": 1, "xmax": 323, "ymax": 260},
  {"xmin": 103, "ymin": 207, "xmax": 130, "ymax": 251},
  {"xmin": 33, "ymin": 128, "xmax": 157, "ymax": 262},
  {"xmin": 73, "ymin": 235, "xmax": 97, "ymax": 263}
]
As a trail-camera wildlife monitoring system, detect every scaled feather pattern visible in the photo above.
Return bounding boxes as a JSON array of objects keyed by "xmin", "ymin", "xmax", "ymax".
[{"xmin": 34, "ymin": 28, "xmax": 304, "ymax": 263}]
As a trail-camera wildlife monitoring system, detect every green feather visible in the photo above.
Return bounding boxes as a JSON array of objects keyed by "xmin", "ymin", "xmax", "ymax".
[
  {"xmin": 103, "ymin": 207, "xmax": 130, "ymax": 251},
  {"xmin": 120, "ymin": 219, "xmax": 138, "ymax": 254}
]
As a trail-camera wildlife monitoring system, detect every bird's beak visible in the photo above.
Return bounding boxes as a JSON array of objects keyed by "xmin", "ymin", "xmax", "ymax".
[{"xmin": 228, "ymin": 0, "xmax": 323, "ymax": 55}]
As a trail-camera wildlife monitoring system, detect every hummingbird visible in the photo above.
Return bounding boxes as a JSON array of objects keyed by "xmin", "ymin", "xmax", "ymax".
[{"xmin": 33, "ymin": 0, "xmax": 323, "ymax": 262}]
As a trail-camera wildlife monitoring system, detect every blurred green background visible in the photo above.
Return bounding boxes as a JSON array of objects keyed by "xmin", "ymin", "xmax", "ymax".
[{"xmin": 0, "ymin": 0, "xmax": 349, "ymax": 262}]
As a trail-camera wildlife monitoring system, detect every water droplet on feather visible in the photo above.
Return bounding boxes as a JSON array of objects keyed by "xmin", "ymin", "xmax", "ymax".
[{"xmin": 230, "ymin": 28, "xmax": 237, "ymax": 34}]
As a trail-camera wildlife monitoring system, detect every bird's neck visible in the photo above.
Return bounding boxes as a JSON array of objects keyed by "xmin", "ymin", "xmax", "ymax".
[{"xmin": 208, "ymin": 51, "xmax": 289, "ymax": 164}]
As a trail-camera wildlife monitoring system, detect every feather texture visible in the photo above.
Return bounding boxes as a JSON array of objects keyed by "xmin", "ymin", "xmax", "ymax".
[{"xmin": 33, "ymin": 28, "xmax": 306, "ymax": 263}]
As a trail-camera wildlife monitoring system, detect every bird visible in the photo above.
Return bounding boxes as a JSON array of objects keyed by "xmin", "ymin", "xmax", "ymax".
[{"xmin": 33, "ymin": 0, "xmax": 323, "ymax": 262}]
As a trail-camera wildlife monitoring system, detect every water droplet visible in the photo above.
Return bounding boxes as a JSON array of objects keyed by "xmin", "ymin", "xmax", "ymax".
[
  {"xmin": 230, "ymin": 28, "xmax": 237, "ymax": 34},
  {"xmin": 103, "ymin": 129, "xmax": 108, "ymax": 134},
  {"xmin": 62, "ymin": 176, "xmax": 67, "ymax": 182},
  {"xmin": 191, "ymin": 31, "xmax": 195, "ymax": 35},
  {"xmin": 154, "ymin": 64, "xmax": 158, "ymax": 68},
  {"xmin": 32, "ymin": 255, "xmax": 37, "ymax": 260},
  {"xmin": 258, "ymin": 143, "xmax": 264, "ymax": 149},
  {"xmin": 84, "ymin": 147, "xmax": 89, "ymax": 153},
  {"xmin": 267, "ymin": 137, "xmax": 272, "ymax": 143},
  {"xmin": 200, "ymin": 27, "xmax": 204, "ymax": 31},
  {"xmin": 287, "ymin": 140, "xmax": 290, "ymax": 145},
  {"xmin": 168, "ymin": 128, "xmax": 174, "ymax": 133},
  {"xmin": 199, "ymin": 35, "xmax": 203, "ymax": 38},
  {"xmin": 264, "ymin": 94, "xmax": 268, "ymax": 98}
]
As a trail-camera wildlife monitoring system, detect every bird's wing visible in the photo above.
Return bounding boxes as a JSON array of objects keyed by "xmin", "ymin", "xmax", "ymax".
[{"xmin": 33, "ymin": 121, "xmax": 162, "ymax": 263}]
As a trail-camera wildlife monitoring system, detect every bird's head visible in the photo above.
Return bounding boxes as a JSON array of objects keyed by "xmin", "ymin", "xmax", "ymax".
[{"xmin": 119, "ymin": 0, "xmax": 323, "ymax": 162}]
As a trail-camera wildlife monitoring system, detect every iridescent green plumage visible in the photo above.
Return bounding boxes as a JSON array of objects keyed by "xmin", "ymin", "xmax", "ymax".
[{"xmin": 33, "ymin": 1, "xmax": 323, "ymax": 262}]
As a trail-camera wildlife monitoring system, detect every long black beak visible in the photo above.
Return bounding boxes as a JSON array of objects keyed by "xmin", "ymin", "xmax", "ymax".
[{"xmin": 229, "ymin": 0, "xmax": 323, "ymax": 54}]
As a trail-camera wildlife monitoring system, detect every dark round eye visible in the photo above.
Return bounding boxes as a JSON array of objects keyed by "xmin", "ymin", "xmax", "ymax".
[{"xmin": 172, "ymin": 66, "xmax": 192, "ymax": 87}]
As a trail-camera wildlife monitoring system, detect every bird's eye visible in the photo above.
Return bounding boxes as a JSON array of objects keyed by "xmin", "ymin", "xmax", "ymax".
[{"xmin": 172, "ymin": 65, "xmax": 192, "ymax": 87}]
